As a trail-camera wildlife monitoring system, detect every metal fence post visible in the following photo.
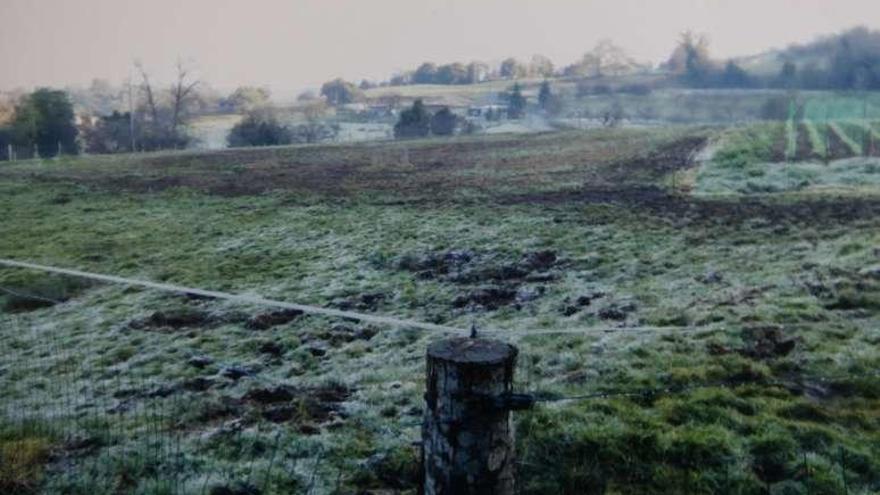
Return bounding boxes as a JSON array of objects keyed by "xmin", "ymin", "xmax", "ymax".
[{"xmin": 422, "ymin": 337, "xmax": 523, "ymax": 495}]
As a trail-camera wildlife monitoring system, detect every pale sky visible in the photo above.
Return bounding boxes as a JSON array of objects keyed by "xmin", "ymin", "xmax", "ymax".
[{"xmin": 1, "ymin": 0, "xmax": 878, "ymax": 97}]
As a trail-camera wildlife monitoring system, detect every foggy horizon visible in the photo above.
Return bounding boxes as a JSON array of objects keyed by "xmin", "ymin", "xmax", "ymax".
[{"xmin": 2, "ymin": 0, "xmax": 879, "ymax": 96}]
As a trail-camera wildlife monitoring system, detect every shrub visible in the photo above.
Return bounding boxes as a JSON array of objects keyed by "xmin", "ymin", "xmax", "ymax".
[
  {"xmin": 538, "ymin": 81, "xmax": 564, "ymax": 115},
  {"xmin": 227, "ymin": 112, "xmax": 292, "ymax": 147},
  {"xmin": 430, "ymin": 107, "xmax": 457, "ymax": 136},
  {"xmin": 9, "ymin": 88, "xmax": 78, "ymax": 157},
  {"xmin": 394, "ymin": 99, "xmax": 431, "ymax": 139},
  {"xmin": 506, "ymin": 83, "xmax": 527, "ymax": 119},
  {"xmin": 82, "ymin": 111, "xmax": 133, "ymax": 153}
]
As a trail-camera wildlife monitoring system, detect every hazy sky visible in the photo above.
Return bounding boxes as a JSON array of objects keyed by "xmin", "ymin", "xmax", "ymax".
[{"xmin": 2, "ymin": 0, "xmax": 878, "ymax": 96}]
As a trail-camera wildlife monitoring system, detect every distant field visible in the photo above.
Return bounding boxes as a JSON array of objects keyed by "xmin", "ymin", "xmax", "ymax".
[
  {"xmin": 190, "ymin": 85, "xmax": 880, "ymax": 155},
  {"xmin": 364, "ymin": 77, "xmax": 550, "ymax": 106},
  {"xmin": 188, "ymin": 114, "xmax": 242, "ymax": 150},
  {"xmin": 695, "ymin": 118, "xmax": 880, "ymax": 195},
  {"xmin": 2, "ymin": 127, "xmax": 880, "ymax": 493}
]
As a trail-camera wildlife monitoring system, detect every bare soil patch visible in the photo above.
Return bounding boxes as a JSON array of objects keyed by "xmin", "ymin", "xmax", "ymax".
[
  {"xmin": 6, "ymin": 130, "xmax": 708, "ymax": 200},
  {"xmin": 827, "ymin": 125, "xmax": 856, "ymax": 160}
]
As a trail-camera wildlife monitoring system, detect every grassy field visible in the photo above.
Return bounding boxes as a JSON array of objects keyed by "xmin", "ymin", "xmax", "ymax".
[
  {"xmin": 694, "ymin": 118, "xmax": 880, "ymax": 195},
  {"xmin": 2, "ymin": 126, "xmax": 880, "ymax": 493},
  {"xmin": 364, "ymin": 75, "xmax": 880, "ymax": 126},
  {"xmin": 189, "ymin": 115, "xmax": 244, "ymax": 151}
]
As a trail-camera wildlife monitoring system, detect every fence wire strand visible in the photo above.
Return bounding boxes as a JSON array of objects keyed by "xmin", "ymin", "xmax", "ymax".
[
  {"xmin": 0, "ymin": 258, "xmax": 469, "ymax": 335},
  {"xmin": 531, "ymin": 368, "xmax": 880, "ymax": 404}
]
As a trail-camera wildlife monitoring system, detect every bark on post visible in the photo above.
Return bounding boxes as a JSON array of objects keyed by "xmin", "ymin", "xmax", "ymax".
[{"xmin": 422, "ymin": 337, "xmax": 519, "ymax": 495}]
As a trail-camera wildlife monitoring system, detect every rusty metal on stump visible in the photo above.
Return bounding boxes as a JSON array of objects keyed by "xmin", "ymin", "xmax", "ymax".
[{"xmin": 422, "ymin": 337, "xmax": 521, "ymax": 495}]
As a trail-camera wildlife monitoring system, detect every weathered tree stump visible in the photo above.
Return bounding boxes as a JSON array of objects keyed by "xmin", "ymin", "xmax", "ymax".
[{"xmin": 422, "ymin": 337, "xmax": 519, "ymax": 495}]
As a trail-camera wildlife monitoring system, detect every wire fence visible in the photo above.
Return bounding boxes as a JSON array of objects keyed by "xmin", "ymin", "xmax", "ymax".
[
  {"xmin": 1, "ymin": 307, "xmax": 416, "ymax": 494},
  {"xmin": 530, "ymin": 368, "xmax": 880, "ymax": 404},
  {"xmin": 2, "ymin": 261, "xmax": 879, "ymax": 494},
  {"xmin": 509, "ymin": 369, "xmax": 878, "ymax": 494}
]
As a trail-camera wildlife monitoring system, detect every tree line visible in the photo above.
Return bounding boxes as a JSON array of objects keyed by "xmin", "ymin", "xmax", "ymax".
[
  {"xmin": 0, "ymin": 88, "xmax": 78, "ymax": 159},
  {"xmin": 0, "ymin": 62, "xmax": 303, "ymax": 158},
  {"xmin": 0, "ymin": 61, "xmax": 208, "ymax": 158},
  {"xmin": 392, "ymin": 83, "xmax": 540, "ymax": 139},
  {"xmin": 670, "ymin": 27, "xmax": 880, "ymax": 90},
  {"xmin": 328, "ymin": 27, "xmax": 880, "ymax": 93},
  {"xmin": 365, "ymin": 42, "xmax": 647, "ymax": 89}
]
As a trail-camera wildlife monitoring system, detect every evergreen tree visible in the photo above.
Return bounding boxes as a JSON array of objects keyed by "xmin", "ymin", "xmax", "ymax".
[
  {"xmin": 83, "ymin": 111, "xmax": 134, "ymax": 153},
  {"xmin": 430, "ymin": 107, "xmax": 457, "ymax": 135},
  {"xmin": 720, "ymin": 61, "xmax": 751, "ymax": 88},
  {"xmin": 227, "ymin": 112, "xmax": 292, "ymax": 147},
  {"xmin": 779, "ymin": 61, "xmax": 798, "ymax": 89},
  {"xmin": 538, "ymin": 81, "xmax": 552, "ymax": 110},
  {"xmin": 11, "ymin": 88, "xmax": 78, "ymax": 157},
  {"xmin": 394, "ymin": 99, "xmax": 431, "ymax": 138},
  {"xmin": 507, "ymin": 83, "xmax": 527, "ymax": 119}
]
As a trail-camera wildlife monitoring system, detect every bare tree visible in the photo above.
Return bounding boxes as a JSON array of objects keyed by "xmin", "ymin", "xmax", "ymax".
[
  {"xmin": 134, "ymin": 61, "xmax": 159, "ymax": 125},
  {"xmin": 132, "ymin": 60, "xmax": 199, "ymax": 150},
  {"xmin": 294, "ymin": 101, "xmax": 337, "ymax": 143},
  {"xmin": 170, "ymin": 59, "xmax": 199, "ymax": 139}
]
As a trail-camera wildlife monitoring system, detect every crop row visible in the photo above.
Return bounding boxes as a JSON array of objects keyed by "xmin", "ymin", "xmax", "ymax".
[{"xmin": 787, "ymin": 119, "xmax": 880, "ymax": 162}]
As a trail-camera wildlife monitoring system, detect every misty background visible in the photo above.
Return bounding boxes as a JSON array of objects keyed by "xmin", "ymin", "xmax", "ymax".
[
  {"xmin": 2, "ymin": 0, "xmax": 880, "ymax": 158},
  {"xmin": 2, "ymin": 0, "xmax": 878, "ymax": 98}
]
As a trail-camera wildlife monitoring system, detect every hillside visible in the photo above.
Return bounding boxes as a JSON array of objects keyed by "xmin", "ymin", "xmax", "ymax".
[{"xmin": 737, "ymin": 26, "xmax": 880, "ymax": 77}]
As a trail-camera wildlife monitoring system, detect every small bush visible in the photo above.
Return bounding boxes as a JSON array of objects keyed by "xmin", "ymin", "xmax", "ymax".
[
  {"xmin": 430, "ymin": 107, "xmax": 457, "ymax": 136},
  {"xmin": 394, "ymin": 99, "xmax": 431, "ymax": 139},
  {"xmin": 227, "ymin": 112, "xmax": 292, "ymax": 147}
]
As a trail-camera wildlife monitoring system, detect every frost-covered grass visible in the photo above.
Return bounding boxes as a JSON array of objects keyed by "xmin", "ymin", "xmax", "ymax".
[
  {"xmin": 696, "ymin": 122, "xmax": 880, "ymax": 195},
  {"xmin": 710, "ymin": 123, "xmax": 784, "ymax": 170},
  {"xmin": 696, "ymin": 157, "xmax": 880, "ymax": 195},
  {"xmin": 829, "ymin": 122, "xmax": 863, "ymax": 156},
  {"xmin": 784, "ymin": 118, "xmax": 798, "ymax": 161},
  {"xmin": 2, "ymin": 128, "xmax": 880, "ymax": 493},
  {"xmin": 838, "ymin": 120, "xmax": 880, "ymax": 155},
  {"xmin": 803, "ymin": 120, "xmax": 827, "ymax": 158}
]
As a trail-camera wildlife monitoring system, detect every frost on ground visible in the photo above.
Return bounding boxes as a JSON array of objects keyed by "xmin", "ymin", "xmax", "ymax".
[{"xmin": 1, "ymin": 127, "xmax": 879, "ymax": 493}]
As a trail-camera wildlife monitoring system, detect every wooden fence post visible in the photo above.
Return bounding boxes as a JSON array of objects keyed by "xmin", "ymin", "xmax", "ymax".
[{"xmin": 422, "ymin": 337, "xmax": 528, "ymax": 495}]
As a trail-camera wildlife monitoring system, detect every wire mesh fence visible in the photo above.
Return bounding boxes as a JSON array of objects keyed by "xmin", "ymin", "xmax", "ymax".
[
  {"xmin": 0, "ymin": 282, "xmax": 428, "ymax": 494},
  {"xmin": 2, "ymin": 275, "xmax": 879, "ymax": 494}
]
